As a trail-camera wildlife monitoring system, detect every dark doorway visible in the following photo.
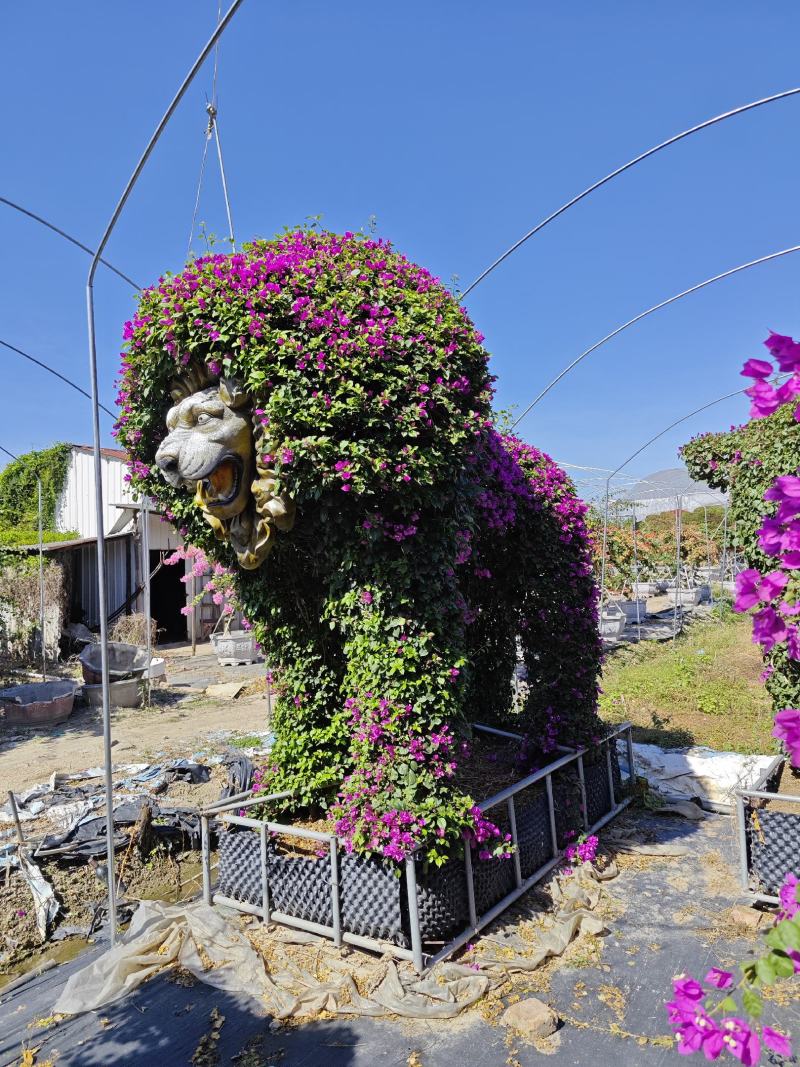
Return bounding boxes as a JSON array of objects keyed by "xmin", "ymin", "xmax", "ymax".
[{"xmin": 150, "ymin": 550, "xmax": 187, "ymax": 643}]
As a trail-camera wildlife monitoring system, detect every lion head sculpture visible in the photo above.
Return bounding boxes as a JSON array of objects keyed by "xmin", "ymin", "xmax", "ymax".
[{"xmin": 154, "ymin": 370, "xmax": 295, "ymax": 569}]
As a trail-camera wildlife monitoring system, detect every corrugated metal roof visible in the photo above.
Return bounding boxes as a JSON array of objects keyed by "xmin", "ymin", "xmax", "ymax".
[
  {"xmin": 70, "ymin": 443, "xmax": 128, "ymax": 462},
  {"xmin": 13, "ymin": 531, "xmax": 133, "ymax": 553}
]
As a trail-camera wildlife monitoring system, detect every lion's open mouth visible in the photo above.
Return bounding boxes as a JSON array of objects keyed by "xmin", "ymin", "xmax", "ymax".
[{"xmin": 195, "ymin": 455, "xmax": 243, "ymax": 509}]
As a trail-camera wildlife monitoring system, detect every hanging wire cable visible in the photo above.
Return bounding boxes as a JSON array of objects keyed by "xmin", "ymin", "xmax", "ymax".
[
  {"xmin": 0, "ymin": 338, "xmax": 115, "ymax": 417},
  {"xmin": 0, "ymin": 197, "xmax": 141, "ymax": 290},
  {"xmin": 510, "ymin": 242, "xmax": 800, "ymax": 431},
  {"xmin": 187, "ymin": 112, "xmax": 213, "ymax": 255},
  {"xmin": 460, "ymin": 87, "xmax": 800, "ymax": 300},
  {"xmin": 187, "ymin": 1, "xmax": 236, "ymax": 254}
]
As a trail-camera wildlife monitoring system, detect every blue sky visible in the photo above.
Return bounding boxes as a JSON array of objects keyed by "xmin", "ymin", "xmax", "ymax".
[{"xmin": 1, "ymin": 2, "xmax": 799, "ymax": 498}]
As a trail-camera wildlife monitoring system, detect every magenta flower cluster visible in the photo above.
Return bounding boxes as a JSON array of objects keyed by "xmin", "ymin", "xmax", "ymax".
[
  {"xmin": 564, "ymin": 834, "xmax": 599, "ymax": 864},
  {"xmin": 732, "ymin": 333, "xmax": 800, "ymax": 767},
  {"xmin": 666, "ymin": 972, "xmax": 791, "ymax": 1064}
]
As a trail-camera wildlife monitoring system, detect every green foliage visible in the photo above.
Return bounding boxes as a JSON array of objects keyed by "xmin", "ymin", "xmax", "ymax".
[
  {"xmin": 600, "ymin": 612, "xmax": 774, "ymax": 753},
  {"xmin": 0, "ymin": 443, "xmax": 73, "ymax": 545},
  {"xmin": 682, "ymin": 404, "xmax": 800, "ymax": 711}
]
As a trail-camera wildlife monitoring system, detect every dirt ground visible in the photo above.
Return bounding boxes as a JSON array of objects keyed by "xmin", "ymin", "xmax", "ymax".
[{"xmin": 0, "ymin": 642, "xmax": 270, "ymax": 795}]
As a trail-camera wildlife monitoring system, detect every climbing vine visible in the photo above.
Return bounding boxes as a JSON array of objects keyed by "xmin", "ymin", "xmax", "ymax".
[{"xmin": 0, "ymin": 444, "xmax": 77, "ymax": 546}]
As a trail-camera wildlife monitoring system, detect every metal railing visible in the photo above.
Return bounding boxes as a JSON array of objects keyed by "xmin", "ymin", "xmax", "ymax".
[
  {"xmin": 200, "ymin": 723, "xmax": 635, "ymax": 973},
  {"xmin": 735, "ymin": 754, "xmax": 797, "ymax": 905}
]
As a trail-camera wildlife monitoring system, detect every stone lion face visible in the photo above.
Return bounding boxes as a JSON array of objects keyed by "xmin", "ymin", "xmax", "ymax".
[
  {"xmin": 156, "ymin": 386, "xmax": 254, "ymax": 521},
  {"xmin": 155, "ymin": 377, "xmax": 295, "ymax": 570}
]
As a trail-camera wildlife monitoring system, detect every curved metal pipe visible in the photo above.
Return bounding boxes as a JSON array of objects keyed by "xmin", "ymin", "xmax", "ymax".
[
  {"xmin": 511, "ymin": 243, "xmax": 800, "ymax": 431},
  {"xmin": 461, "ymin": 87, "xmax": 800, "ymax": 299},
  {"xmin": 0, "ymin": 197, "xmax": 141, "ymax": 290},
  {"xmin": 84, "ymin": 0, "xmax": 247, "ymax": 944}
]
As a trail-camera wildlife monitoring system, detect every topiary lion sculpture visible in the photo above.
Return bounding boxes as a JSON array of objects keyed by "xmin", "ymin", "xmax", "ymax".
[{"xmin": 117, "ymin": 229, "xmax": 602, "ymax": 864}]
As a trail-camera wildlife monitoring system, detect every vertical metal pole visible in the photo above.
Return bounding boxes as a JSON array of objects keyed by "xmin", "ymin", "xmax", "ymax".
[
  {"xmin": 673, "ymin": 496, "xmax": 682, "ymax": 640},
  {"xmin": 625, "ymin": 726, "xmax": 635, "ymax": 792},
  {"xmin": 142, "ymin": 495, "xmax": 151, "ymax": 705},
  {"xmin": 576, "ymin": 754, "xmax": 589, "ymax": 832},
  {"xmin": 599, "ymin": 479, "xmax": 611, "ymax": 613},
  {"xmin": 464, "ymin": 845, "xmax": 478, "ymax": 927},
  {"xmin": 7, "ymin": 791, "xmax": 26, "ymax": 849},
  {"xmin": 722, "ymin": 504, "xmax": 729, "ymax": 591},
  {"xmin": 85, "ymin": 286, "xmax": 117, "ymax": 945},
  {"xmin": 703, "ymin": 505, "xmax": 713, "ymax": 606},
  {"xmin": 605, "ymin": 741, "xmax": 616, "ymax": 808},
  {"xmin": 507, "ymin": 796, "xmax": 522, "ymax": 888},
  {"xmin": 37, "ymin": 479, "xmax": 45, "ymax": 682},
  {"xmin": 735, "ymin": 794, "xmax": 750, "ymax": 891},
  {"xmin": 260, "ymin": 824, "xmax": 270, "ymax": 923},
  {"xmin": 405, "ymin": 854, "xmax": 424, "ymax": 974},
  {"xmin": 201, "ymin": 816, "xmax": 211, "ymax": 905},
  {"xmin": 545, "ymin": 775, "xmax": 558, "ymax": 857},
  {"xmin": 82, "ymin": 0, "xmax": 245, "ymax": 949},
  {"xmin": 329, "ymin": 838, "xmax": 342, "ymax": 948},
  {"xmin": 190, "ymin": 572, "xmax": 197, "ymax": 655},
  {"xmin": 631, "ymin": 500, "xmax": 642, "ymax": 640}
]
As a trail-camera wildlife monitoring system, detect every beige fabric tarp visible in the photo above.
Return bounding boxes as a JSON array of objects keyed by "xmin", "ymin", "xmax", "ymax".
[{"xmin": 53, "ymin": 860, "xmax": 626, "ymax": 1020}]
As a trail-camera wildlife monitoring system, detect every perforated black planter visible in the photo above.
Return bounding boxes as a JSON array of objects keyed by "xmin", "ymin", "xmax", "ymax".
[
  {"xmin": 739, "ymin": 756, "xmax": 800, "ymax": 900},
  {"xmin": 210, "ymin": 725, "xmax": 635, "ymax": 967}
]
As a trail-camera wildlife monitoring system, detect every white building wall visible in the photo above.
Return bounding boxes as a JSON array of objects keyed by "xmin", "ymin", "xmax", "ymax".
[{"xmin": 56, "ymin": 448, "xmax": 137, "ymax": 538}]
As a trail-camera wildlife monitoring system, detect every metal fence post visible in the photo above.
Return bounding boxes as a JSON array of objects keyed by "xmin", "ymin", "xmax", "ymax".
[
  {"xmin": 464, "ymin": 844, "xmax": 478, "ymax": 928},
  {"xmin": 405, "ymin": 854, "xmax": 424, "ymax": 974},
  {"xmin": 201, "ymin": 816, "xmax": 211, "ymax": 905},
  {"xmin": 260, "ymin": 823, "xmax": 270, "ymax": 923},
  {"xmin": 576, "ymin": 754, "xmax": 589, "ymax": 832},
  {"xmin": 330, "ymin": 838, "xmax": 342, "ymax": 948},
  {"xmin": 507, "ymin": 796, "xmax": 522, "ymax": 888},
  {"xmin": 545, "ymin": 775, "xmax": 558, "ymax": 857},
  {"xmin": 605, "ymin": 741, "xmax": 616, "ymax": 808},
  {"xmin": 735, "ymin": 794, "xmax": 750, "ymax": 892}
]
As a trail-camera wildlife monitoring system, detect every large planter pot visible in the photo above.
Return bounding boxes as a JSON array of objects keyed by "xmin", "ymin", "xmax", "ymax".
[
  {"xmin": 79, "ymin": 641, "xmax": 150, "ymax": 684},
  {"xmin": 211, "ymin": 630, "xmax": 258, "ymax": 666},
  {"xmin": 666, "ymin": 587, "xmax": 702, "ymax": 607},
  {"xmin": 600, "ymin": 607, "xmax": 626, "ymax": 640},
  {"xmin": 0, "ymin": 680, "xmax": 77, "ymax": 727},
  {"xmin": 739, "ymin": 756, "xmax": 800, "ymax": 899},
  {"xmin": 82, "ymin": 677, "xmax": 143, "ymax": 709},
  {"xmin": 215, "ymin": 745, "xmax": 623, "ymax": 949}
]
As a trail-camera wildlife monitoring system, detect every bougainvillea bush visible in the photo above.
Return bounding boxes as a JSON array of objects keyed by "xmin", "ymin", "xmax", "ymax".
[
  {"xmin": 114, "ymin": 229, "xmax": 602, "ymax": 866},
  {"xmin": 666, "ymin": 332, "xmax": 800, "ymax": 1062},
  {"xmin": 682, "ymin": 338, "xmax": 800, "ymax": 717}
]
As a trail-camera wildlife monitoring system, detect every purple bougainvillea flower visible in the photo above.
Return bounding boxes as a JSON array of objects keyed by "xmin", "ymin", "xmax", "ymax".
[
  {"xmin": 740, "ymin": 357, "xmax": 773, "ymax": 379},
  {"xmin": 762, "ymin": 1027, "xmax": 792, "ymax": 1059},
  {"xmin": 746, "ymin": 379, "xmax": 781, "ymax": 418},
  {"xmin": 752, "ymin": 605, "xmax": 788, "ymax": 651},
  {"xmin": 757, "ymin": 516, "xmax": 785, "ymax": 556},
  {"xmin": 719, "ymin": 1018, "xmax": 760, "ymax": 1066},
  {"xmin": 764, "ymin": 330, "xmax": 800, "ymax": 372},
  {"xmin": 759, "ymin": 569, "xmax": 789, "ymax": 601},
  {"xmin": 734, "ymin": 569, "xmax": 763, "ymax": 612},
  {"xmin": 671, "ymin": 975, "xmax": 704, "ymax": 1002},
  {"xmin": 764, "ymin": 475, "xmax": 800, "ymax": 522},
  {"xmin": 778, "ymin": 871, "xmax": 800, "ymax": 920},
  {"xmin": 704, "ymin": 967, "xmax": 733, "ymax": 989},
  {"xmin": 773, "ymin": 709, "xmax": 800, "ymax": 767}
]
